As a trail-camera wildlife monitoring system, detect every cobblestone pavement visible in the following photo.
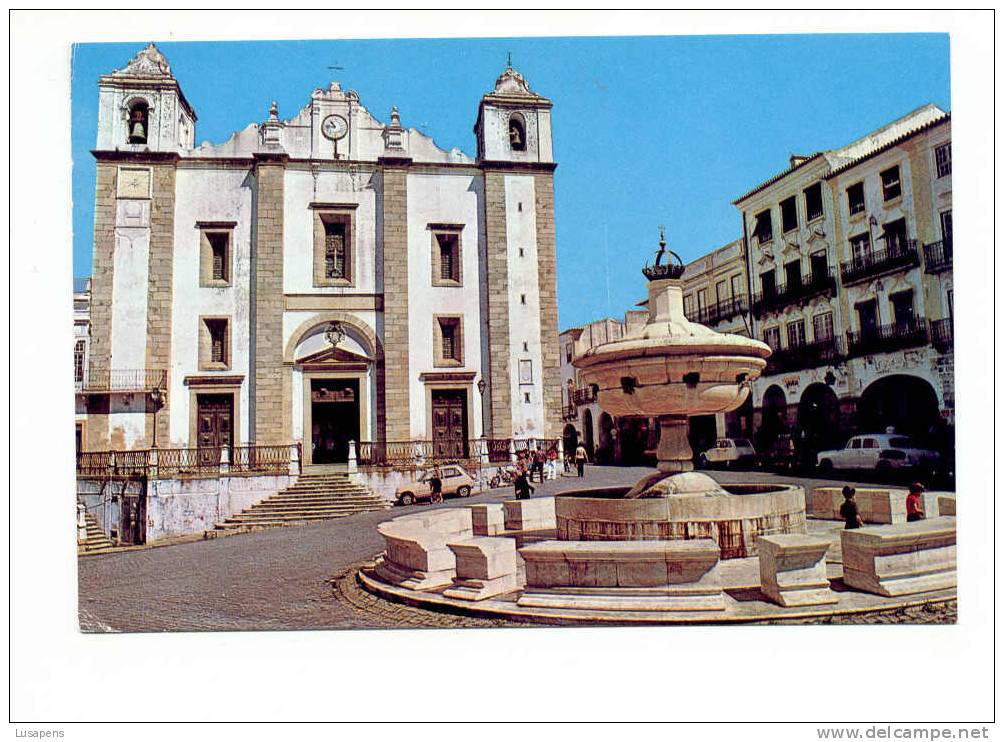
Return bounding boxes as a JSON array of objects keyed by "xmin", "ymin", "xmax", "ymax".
[{"xmin": 78, "ymin": 466, "xmax": 954, "ymax": 632}]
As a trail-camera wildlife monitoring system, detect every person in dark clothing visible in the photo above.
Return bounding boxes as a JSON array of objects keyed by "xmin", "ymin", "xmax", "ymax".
[
  {"xmin": 906, "ymin": 482, "xmax": 926, "ymax": 522},
  {"xmin": 532, "ymin": 450, "xmax": 545, "ymax": 483},
  {"xmin": 514, "ymin": 469, "xmax": 535, "ymax": 500},
  {"xmin": 429, "ymin": 467, "xmax": 443, "ymax": 504},
  {"xmin": 839, "ymin": 485, "xmax": 863, "ymax": 529}
]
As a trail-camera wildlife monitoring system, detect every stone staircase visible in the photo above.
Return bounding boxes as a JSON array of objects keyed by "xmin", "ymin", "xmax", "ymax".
[
  {"xmin": 79, "ymin": 512, "xmax": 115, "ymax": 552},
  {"xmin": 209, "ymin": 473, "xmax": 388, "ymax": 536}
]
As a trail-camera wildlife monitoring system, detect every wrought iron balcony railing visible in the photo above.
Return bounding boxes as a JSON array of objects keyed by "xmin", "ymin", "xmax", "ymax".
[
  {"xmin": 930, "ymin": 318, "xmax": 953, "ymax": 353},
  {"xmin": 751, "ymin": 269, "xmax": 837, "ymax": 316},
  {"xmin": 572, "ymin": 387, "xmax": 598, "ymax": 406},
  {"xmin": 846, "ymin": 318, "xmax": 928, "ymax": 358},
  {"xmin": 76, "ymin": 368, "xmax": 168, "ymax": 393},
  {"xmin": 765, "ymin": 336, "xmax": 845, "ymax": 375},
  {"xmin": 840, "ymin": 240, "xmax": 919, "ymax": 285},
  {"xmin": 685, "ymin": 295, "xmax": 749, "ymax": 326},
  {"xmin": 923, "ymin": 239, "xmax": 953, "ymax": 274}
]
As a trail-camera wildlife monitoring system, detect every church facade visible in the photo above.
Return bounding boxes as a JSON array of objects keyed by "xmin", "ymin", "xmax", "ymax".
[{"xmin": 83, "ymin": 44, "xmax": 561, "ymax": 466}]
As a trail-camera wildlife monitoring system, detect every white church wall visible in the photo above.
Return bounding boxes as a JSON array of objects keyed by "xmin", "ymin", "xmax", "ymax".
[
  {"xmin": 405, "ymin": 171, "xmax": 486, "ymax": 438},
  {"xmin": 503, "ymin": 174, "xmax": 545, "ymax": 437},
  {"xmin": 169, "ymin": 167, "xmax": 254, "ymax": 445},
  {"xmin": 282, "ymin": 168, "xmax": 379, "ymax": 294}
]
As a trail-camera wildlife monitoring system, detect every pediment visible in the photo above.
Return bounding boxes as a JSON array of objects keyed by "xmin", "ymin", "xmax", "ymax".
[
  {"xmin": 804, "ymin": 225, "xmax": 827, "ymax": 244},
  {"xmin": 296, "ymin": 345, "xmax": 371, "ymax": 367},
  {"xmin": 757, "ymin": 249, "xmax": 775, "ymax": 266}
]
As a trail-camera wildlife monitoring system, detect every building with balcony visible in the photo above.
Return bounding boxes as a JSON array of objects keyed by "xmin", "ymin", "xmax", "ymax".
[
  {"xmin": 681, "ymin": 238, "xmax": 750, "ymax": 336},
  {"xmin": 81, "ymin": 43, "xmax": 562, "ymax": 466},
  {"xmin": 732, "ymin": 104, "xmax": 953, "ymax": 461}
]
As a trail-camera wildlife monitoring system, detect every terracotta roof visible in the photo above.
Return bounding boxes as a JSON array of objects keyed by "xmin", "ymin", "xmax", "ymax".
[
  {"xmin": 732, "ymin": 153, "xmax": 825, "ymax": 205},
  {"xmin": 825, "ymin": 113, "xmax": 951, "ymax": 179}
]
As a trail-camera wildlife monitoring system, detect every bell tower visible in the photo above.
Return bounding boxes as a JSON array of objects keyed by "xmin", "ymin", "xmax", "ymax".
[
  {"xmin": 474, "ymin": 63, "xmax": 553, "ymax": 164},
  {"xmin": 96, "ymin": 43, "xmax": 197, "ymax": 152}
]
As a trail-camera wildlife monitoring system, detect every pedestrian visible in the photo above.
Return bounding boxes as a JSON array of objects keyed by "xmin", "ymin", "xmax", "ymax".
[
  {"xmin": 533, "ymin": 449, "xmax": 545, "ymax": 483},
  {"xmin": 429, "ymin": 467, "xmax": 443, "ymax": 504},
  {"xmin": 575, "ymin": 443, "xmax": 588, "ymax": 477},
  {"xmin": 547, "ymin": 447, "xmax": 559, "ymax": 480},
  {"xmin": 906, "ymin": 482, "xmax": 926, "ymax": 522},
  {"xmin": 563, "ymin": 451, "xmax": 572, "ymax": 474},
  {"xmin": 839, "ymin": 485, "xmax": 863, "ymax": 529},
  {"xmin": 514, "ymin": 468, "xmax": 535, "ymax": 500}
]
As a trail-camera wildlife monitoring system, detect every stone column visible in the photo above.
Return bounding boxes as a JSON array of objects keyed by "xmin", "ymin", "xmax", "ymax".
[
  {"xmin": 378, "ymin": 158, "xmax": 412, "ymax": 442},
  {"xmin": 251, "ymin": 153, "xmax": 288, "ymax": 444},
  {"xmin": 483, "ymin": 170, "xmax": 513, "ymax": 438},
  {"xmin": 77, "ymin": 503, "xmax": 88, "ymax": 544},
  {"xmin": 288, "ymin": 442, "xmax": 301, "ymax": 477},
  {"xmin": 146, "ymin": 160, "xmax": 178, "ymax": 447},
  {"xmin": 534, "ymin": 172, "xmax": 562, "ymax": 440},
  {"xmin": 347, "ymin": 440, "xmax": 358, "ymax": 474},
  {"xmin": 219, "ymin": 445, "xmax": 231, "ymax": 475},
  {"xmin": 86, "ymin": 162, "xmax": 117, "ymax": 450}
]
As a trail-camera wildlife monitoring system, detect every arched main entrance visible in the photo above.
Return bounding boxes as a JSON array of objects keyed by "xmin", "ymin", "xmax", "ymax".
[
  {"xmin": 582, "ymin": 409, "xmax": 595, "ymax": 458},
  {"xmin": 798, "ymin": 382, "xmax": 841, "ymax": 465},
  {"xmin": 288, "ymin": 317, "xmax": 377, "ymax": 466},
  {"xmin": 616, "ymin": 416, "xmax": 650, "ymax": 466},
  {"xmin": 857, "ymin": 375, "xmax": 940, "ymax": 439}
]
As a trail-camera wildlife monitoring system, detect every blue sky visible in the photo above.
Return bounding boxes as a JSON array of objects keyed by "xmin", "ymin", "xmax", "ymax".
[{"xmin": 71, "ymin": 34, "xmax": 950, "ymax": 330}]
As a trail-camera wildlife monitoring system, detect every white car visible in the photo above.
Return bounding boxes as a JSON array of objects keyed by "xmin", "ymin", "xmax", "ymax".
[
  {"xmin": 816, "ymin": 434, "xmax": 940, "ymax": 475},
  {"xmin": 699, "ymin": 438, "xmax": 756, "ymax": 469}
]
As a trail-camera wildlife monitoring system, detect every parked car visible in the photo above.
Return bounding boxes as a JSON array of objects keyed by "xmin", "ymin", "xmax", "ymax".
[
  {"xmin": 815, "ymin": 434, "xmax": 940, "ymax": 476},
  {"xmin": 698, "ymin": 438, "xmax": 756, "ymax": 469},
  {"xmin": 395, "ymin": 464, "xmax": 475, "ymax": 506},
  {"xmin": 759, "ymin": 433, "xmax": 798, "ymax": 471}
]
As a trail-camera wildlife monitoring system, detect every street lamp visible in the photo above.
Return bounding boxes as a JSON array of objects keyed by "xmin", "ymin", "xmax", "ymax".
[
  {"xmin": 476, "ymin": 378, "xmax": 488, "ymax": 492},
  {"xmin": 150, "ymin": 387, "xmax": 164, "ymax": 449},
  {"xmin": 477, "ymin": 378, "xmax": 487, "ymax": 436}
]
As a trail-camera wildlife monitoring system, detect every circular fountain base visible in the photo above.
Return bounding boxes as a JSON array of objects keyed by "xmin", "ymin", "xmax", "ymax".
[{"xmin": 555, "ymin": 482, "xmax": 806, "ymax": 559}]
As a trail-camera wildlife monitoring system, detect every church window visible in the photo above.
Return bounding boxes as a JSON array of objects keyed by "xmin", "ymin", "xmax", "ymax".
[
  {"xmin": 508, "ymin": 113, "xmax": 527, "ymax": 152},
  {"xmin": 198, "ymin": 223, "xmax": 235, "ymax": 286},
  {"xmin": 324, "ymin": 221, "xmax": 347, "ymax": 279},
  {"xmin": 431, "ymin": 229, "xmax": 462, "ymax": 286},
  {"xmin": 127, "ymin": 100, "xmax": 149, "ymax": 145},
  {"xmin": 200, "ymin": 317, "xmax": 231, "ymax": 370},
  {"xmin": 434, "ymin": 316, "xmax": 464, "ymax": 367},
  {"xmin": 312, "ymin": 208, "xmax": 355, "ymax": 286}
]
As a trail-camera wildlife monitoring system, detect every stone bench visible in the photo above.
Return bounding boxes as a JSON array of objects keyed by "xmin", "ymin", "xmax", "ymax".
[
  {"xmin": 937, "ymin": 494, "xmax": 956, "ymax": 517},
  {"xmin": 375, "ymin": 508, "xmax": 474, "ymax": 590},
  {"xmin": 503, "ymin": 497, "xmax": 556, "ymax": 532},
  {"xmin": 517, "ymin": 538, "xmax": 724, "ymax": 611},
  {"xmin": 468, "ymin": 503, "xmax": 506, "ymax": 536},
  {"xmin": 811, "ymin": 487, "xmax": 909, "ymax": 524},
  {"xmin": 758, "ymin": 534, "xmax": 837, "ymax": 607},
  {"xmin": 840, "ymin": 516, "xmax": 956, "ymax": 597},
  {"xmin": 443, "ymin": 537, "xmax": 521, "ymax": 601}
]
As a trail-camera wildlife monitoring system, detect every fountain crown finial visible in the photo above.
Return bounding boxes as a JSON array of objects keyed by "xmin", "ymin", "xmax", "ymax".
[{"xmin": 642, "ymin": 224, "xmax": 685, "ymax": 281}]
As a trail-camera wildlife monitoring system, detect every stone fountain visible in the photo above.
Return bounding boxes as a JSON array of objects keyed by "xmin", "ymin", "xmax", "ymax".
[
  {"xmin": 554, "ymin": 229, "xmax": 807, "ymax": 561},
  {"xmin": 368, "ymin": 229, "xmax": 811, "ymax": 616}
]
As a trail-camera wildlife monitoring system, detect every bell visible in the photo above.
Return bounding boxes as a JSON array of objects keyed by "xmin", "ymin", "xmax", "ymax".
[{"xmin": 129, "ymin": 120, "xmax": 146, "ymax": 143}]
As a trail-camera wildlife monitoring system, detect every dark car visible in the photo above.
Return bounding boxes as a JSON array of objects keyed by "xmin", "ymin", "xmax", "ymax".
[{"xmin": 759, "ymin": 433, "xmax": 798, "ymax": 471}]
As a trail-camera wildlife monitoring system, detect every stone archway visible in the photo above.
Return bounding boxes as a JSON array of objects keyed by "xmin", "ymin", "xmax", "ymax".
[
  {"xmin": 597, "ymin": 412, "xmax": 616, "ymax": 464},
  {"xmin": 757, "ymin": 384, "xmax": 788, "ymax": 449},
  {"xmin": 798, "ymin": 382, "xmax": 841, "ymax": 462},
  {"xmin": 582, "ymin": 409, "xmax": 595, "ymax": 458},
  {"xmin": 858, "ymin": 374, "xmax": 940, "ymax": 440},
  {"xmin": 562, "ymin": 423, "xmax": 579, "ymax": 459},
  {"xmin": 284, "ymin": 312, "xmax": 380, "ymax": 364}
]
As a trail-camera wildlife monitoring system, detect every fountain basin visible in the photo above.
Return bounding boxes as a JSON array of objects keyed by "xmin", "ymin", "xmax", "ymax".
[{"xmin": 555, "ymin": 484, "xmax": 807, "ymax": 559}]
